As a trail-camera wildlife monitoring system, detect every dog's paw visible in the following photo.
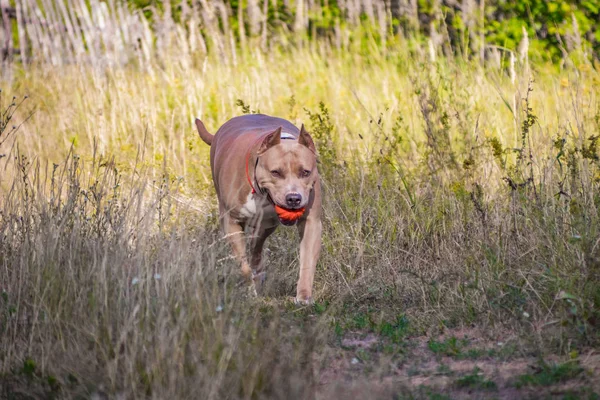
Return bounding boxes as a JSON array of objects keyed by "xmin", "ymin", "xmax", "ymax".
[
  {"xmin": 246, "ymin": 283, "xmax": 258, "ymax": 298},
  {"xmin": 293, "ymin": 296, "xmax": 314, "ymax": 306},
  {"xmin": 252, "ymin": 271, "xmax": 266, "ymax": 284},
  {"xmin": 252, "ymin": 271, "xmax": 266, "ymax": 295}
]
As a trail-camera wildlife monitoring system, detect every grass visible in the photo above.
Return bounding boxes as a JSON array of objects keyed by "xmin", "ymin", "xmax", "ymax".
[
  {"xmin": 335, "ymin": 309, "xmax": 410, "ymax": 348},
  {"xmin": 515, "ymin": 361, "xmax": 585, "ymax": 388},
  {"xmin": 1, "ymin": 5, "xmax": 600, "ymax": 397},
  {"xmin": 454, "ymin": 367, "xmax": 498, "ymax": 391},
  {"xmin": 427, "ymin": 336, "xmax": 519, "ymax": 361},
  {"xmin": 428, "ymin": 336, "xmax": 469, "ymax": 357}
]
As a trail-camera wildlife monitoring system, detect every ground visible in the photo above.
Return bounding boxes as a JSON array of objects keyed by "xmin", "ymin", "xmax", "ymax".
[{"xmin": 319, "ymin": 326, "xmax": 599, "ymax": 399}]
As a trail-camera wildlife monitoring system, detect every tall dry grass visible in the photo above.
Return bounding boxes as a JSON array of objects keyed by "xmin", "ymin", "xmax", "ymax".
[{"xmin": 1, "ymin": 1, "xmax": 600, "ymax": 398}]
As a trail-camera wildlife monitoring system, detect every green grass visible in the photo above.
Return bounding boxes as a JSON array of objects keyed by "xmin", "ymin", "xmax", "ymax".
[
  {"xmin": 515, "ymin": 361, "xmax": 585, "ymax": 388},
  {"xmin": 427, "ymin": 336, "xmax": 469, "ymax": 357},
  {"xmin": 334, "ymin": 309, "xmax": 411, "ymax": 347},
  {"xmin": 435, "ymin": 363, "xmax": 454, "ymax": 376},
  {"xmin": 562, "ymin": 389, "xmax": 600, "ymax": 400},
  {"xmin": 427, "ymin": 336, "xmax": 519, "ymax": 360},
  {"xmin": 455, "ymin": 367, "xmax": 498, "ymax": 391}
]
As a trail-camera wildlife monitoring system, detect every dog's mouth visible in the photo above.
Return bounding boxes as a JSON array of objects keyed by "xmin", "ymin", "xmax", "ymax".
[
  {"xmin": 273, "ymin": 204, "xmax": 306, "ymax": 226},
  {"xmin": 262, "ymin": 190, "xmax": 305, "ymax": 225},
  {"xmin": 279, "ymin": 216, "xmax": 297, "ymax": 226}
]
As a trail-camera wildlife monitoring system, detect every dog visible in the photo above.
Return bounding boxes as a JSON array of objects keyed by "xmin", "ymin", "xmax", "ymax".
[{"xmin": 195, "ymin": 114, "xmax": 322, "ymax": 305}]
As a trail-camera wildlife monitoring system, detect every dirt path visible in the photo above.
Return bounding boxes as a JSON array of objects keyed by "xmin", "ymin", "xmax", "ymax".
[{"xmin": 318, "ymin": 328, "xmax": 600, "ymax": 399}]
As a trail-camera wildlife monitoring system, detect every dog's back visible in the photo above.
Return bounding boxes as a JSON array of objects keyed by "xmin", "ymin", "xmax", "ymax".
[
  {"xmin": 209, "ymin": 115, "xmax": 298, "ymax": 194},
  {"xmin": 214, "ymin": 114, "xmax": 298, "ymax": 143}
]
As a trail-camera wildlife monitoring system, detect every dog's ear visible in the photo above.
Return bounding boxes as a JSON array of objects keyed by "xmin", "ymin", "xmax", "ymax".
[
  {"xmin": 258, "ymin": 127, "xmax": 282, "ymax": 154},
  {"xmin": 298, "ymin": 124, "xmax": 316, "ymax": 153}
]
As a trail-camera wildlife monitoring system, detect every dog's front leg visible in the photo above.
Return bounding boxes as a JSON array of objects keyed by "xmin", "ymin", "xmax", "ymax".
[
  {"xmin": 249, "ymin": 226, "xmax": 277, "ymax": 293},
  {"xmin": 295, "ymin": 213, "xmax": 322, "ymax": 305},
  {"xmin": 223, "ymin": 215, "xmax": 251, "ymax": 278}
]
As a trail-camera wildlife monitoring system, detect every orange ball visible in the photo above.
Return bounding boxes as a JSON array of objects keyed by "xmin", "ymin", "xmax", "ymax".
[{"xmin": 274, "ymin": 205, "xmax": 306, "ymax": 223}]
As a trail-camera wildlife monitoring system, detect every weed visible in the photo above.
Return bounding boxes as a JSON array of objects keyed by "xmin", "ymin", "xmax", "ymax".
[
  {"xmin": 235, "ymin": 99, "xmax": 260, "ymax": 115},
  {"xmin": 561, "ymin": 388, "xmax": 600, "ymax": 400},
  {"xmin": 455, "ymin": 367, "xmax": 498, "ymax": 390},
  {"xmin": 427, "ymin": 394, "xmax": 453, "ymax": 400},
  {"xmin": 22, "ymin": 358, "xmax": 36, "ymax": 378},
  {"xmin": 427, "ymin": 336, "xmax": 469, "ymax": 357},
  {"xmin": 435, "ymin": 363, "xmax": 454, "ymax": 376},
  {"xmin": 515, "ymin": 361, "xmax": 584, "ymax": 388},
  {"xmin": 0, "ymin": 90, "xmax": 33, "ymax": 152},
  {"xmin": 334, "ymin": 309, "xmax": 410, "ymax": 347},
  {"xmin": 304, "ymin": 102, "xmax": 337, "ymax": 169},
  {"xmin": 379, "ymin": 314, "xmax": 410, "ymax": 344}
]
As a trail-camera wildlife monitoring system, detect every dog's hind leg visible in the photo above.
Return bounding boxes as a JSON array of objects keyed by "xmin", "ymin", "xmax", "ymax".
[{"xmin": 249, "ymin": 226, "xmax": 277, "ymax": 293}]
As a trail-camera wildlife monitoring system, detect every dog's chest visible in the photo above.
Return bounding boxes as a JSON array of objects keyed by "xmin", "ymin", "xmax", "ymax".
[
  {"xmin": 240, "ymin": 192, "xmax": 259, "ymax": 218},
  {"xmin": 239, "ymin": 193, "xmax": 276, "ymax": 221}
]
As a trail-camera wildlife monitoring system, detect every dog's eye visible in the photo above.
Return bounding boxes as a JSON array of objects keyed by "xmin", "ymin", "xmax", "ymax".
[
  {"xmin": 271, "ymin": 170, "xmax": 282, "ymax": 178},
  {"xmin": 301, "ymin": 169, "xmax": 311, "ymax": 178}
]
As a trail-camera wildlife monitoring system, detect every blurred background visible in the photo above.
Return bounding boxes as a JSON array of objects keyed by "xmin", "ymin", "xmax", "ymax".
[{"xmin": 1, "ymin": 0, "xmax": 599, "ymax": 67}]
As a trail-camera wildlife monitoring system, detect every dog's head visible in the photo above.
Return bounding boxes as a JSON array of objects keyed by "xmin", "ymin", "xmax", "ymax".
[{"xmin": 255, "ymin": 125, "xmax": 318, "ymax": 215}]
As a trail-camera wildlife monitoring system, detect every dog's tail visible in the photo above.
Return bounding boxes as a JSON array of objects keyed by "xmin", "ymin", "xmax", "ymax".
[{"xmin": 195, "ymin": 118, "xmax": 214, "ymax": 146}]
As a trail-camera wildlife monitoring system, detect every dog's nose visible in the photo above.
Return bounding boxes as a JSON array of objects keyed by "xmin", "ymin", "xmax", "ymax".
[{"xmin": 285, "ymin": 193, "xmax": 302, "ymax": 208}]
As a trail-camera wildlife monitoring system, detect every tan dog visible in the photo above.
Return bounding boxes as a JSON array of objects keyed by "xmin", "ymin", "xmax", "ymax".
[{"xmin": 195, "ymin": 114, "xmax": 322, "ymax": 304}]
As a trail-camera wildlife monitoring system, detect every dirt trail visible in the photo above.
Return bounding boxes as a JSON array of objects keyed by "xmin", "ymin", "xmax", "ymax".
[{"xmin": 318, "ymin": 328, "xmax": 600, "ymax": 399}]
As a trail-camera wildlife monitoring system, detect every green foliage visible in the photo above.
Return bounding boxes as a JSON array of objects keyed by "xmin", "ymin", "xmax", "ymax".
[
  {"xmin": 304, "ymin": 102, "xmax": 337, "ymax": 174},
  {"xmin": 22, "ymin": 358, "xmax": 37, "ymax": 378},
  {"xmin": 121, "ymin": 0, "xmax": 600, "ymax": 63},
  {"xmin": 562, "ymin": 388, "xmax": 600, "ymax": 400},
  {"xmin": 488, "ymin": 0, "xmax": 599, "ymax": 59},
  {"xmin": 335, "ymin": 309, "xmax": 411, "ymax": 345},
  {"xmin": 455, "ymin": 367, "xmax": 498, "ymax": 390},
  {"xmin": 427, "ymin": 336, "xmax": 469, "ymax": 357},
  {"xmin": 378, "ymin": 314, "xmax": 410, "ymax": 344},
  {"xmin": 235, "ymin": 98, "xmax": 260, "ymax": 114},
  {"xmin": 515, "ymin": 361, "xmax": 584, "ymax": 388}
]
